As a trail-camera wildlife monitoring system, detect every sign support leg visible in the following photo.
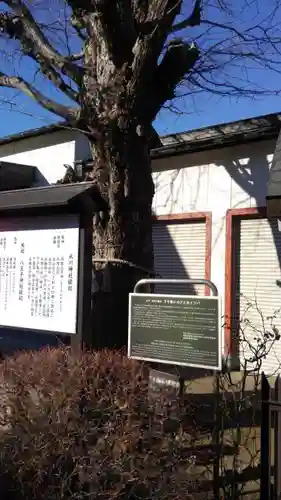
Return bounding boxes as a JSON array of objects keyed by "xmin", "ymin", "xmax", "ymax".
[
  {"xmin": 131, "ymin": 278, "xmax": 222, "ymax": 498},
  {"xmin": 213, "ymin": 371, "xmax": 221, "ymax": 498},
  {"xmin": 72, "ymin": 212, "xmax": 93, "ymax": 351}
]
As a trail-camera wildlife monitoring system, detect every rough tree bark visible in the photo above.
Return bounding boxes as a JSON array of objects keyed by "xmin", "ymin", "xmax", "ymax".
[
  {"xmin": 0, "ymin": 0, "xmax": 201, "ymax": 348},
  {"xmin": 65, "ymin": 0, "xmax": 200, "ymax": 348},
  {"xmin": 89, "ymin": 132, "xmax": 154, "ymax": 348}
]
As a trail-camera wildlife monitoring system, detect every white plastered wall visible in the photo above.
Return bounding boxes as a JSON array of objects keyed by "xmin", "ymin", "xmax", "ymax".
[
  {"xmin": 0, "ymin": 130, "xmax": 81, "ymax": 184},
  {"xmin": 152, "ymin": 138, "xmax": 276, "ymax": 324}
]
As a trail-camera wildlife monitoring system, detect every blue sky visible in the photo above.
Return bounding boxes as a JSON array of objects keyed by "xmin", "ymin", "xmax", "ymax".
[
  {"xmin": 0, "ymin": 0, "xmax": 281, "ymax": 138},
  {"xmin": 155, "ymin": 94, "xmax": 281, "ymax": 136}
]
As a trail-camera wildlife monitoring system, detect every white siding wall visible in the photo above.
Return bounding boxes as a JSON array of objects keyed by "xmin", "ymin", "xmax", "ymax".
[{"xmin": 152, "ymin": 139, "xmax": 275, "ymax": 320}]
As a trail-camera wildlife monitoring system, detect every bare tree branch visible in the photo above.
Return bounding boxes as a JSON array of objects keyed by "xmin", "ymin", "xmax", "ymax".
[
  {"xmin": 0, "ymin": 10, "xmax": 79, "ymax": 102},
  {"xmin": 142, "ymin": 41, "xmax": 200, "ymax": 125},
  {"xmin": 0, "ymin": 72, "xmax": 79, "ymax": 122},
  {"xmin": 169, "ymin": 0, "xmax": 201, "ymax": 33},
  {"xmin": 129, "ymin": 0, "xmax": 184, "ymax": 121},
  {"xmin": 1, "ymin": 0, "xmax": 82, "ymax": 83},
  {"xmin": 68, "ymin": 52, "xmax": 84, "ymax": 61},
  {"xmin": 0, "ymin": 0, "xmax": 280, "ymax": 138}
]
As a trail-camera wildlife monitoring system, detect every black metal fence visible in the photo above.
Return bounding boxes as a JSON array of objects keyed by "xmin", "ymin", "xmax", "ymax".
[{"xmin": 260, "ymin": 373, "xmax": 281, "ymax": 499}]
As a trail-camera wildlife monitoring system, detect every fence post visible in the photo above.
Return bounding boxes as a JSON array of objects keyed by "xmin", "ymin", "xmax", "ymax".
[
  {"xmin": 275, "ymin": 376, "xmax": 281, "ymax": 499},
  {"xmin": 260, "ymin": 373, "xmax": 271, "ymax": 500}
]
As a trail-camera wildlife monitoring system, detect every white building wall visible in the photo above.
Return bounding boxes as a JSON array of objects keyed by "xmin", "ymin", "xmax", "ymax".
[
  {"xmin": 152, "ymin": 138, "xmax": 276, "ymax": 319},
  {"xmin": 0, "ymin": 130, "xmax": 89, "ymax": 185}
]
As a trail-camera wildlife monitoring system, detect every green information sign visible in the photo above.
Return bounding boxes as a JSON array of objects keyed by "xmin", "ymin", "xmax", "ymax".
[{"xmin": 128, "ymin": 293, "xmax": 221, "ymax": 370}]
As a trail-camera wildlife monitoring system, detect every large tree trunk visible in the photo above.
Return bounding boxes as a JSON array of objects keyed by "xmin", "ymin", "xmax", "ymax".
[{"xmin": 89, "ymin": 129, "xmax": 155, "ymax": 349}]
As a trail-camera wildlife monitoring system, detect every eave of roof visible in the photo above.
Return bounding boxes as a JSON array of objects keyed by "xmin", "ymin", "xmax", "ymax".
[
  {"xmin": 0, "ymin": 121, "xmax": 162, "ymax": 149},
  {"xmin": 151, "ymin": 112, "xmax": 281, "ymax": 159},
  {"xmin": 0, "ymin": 121, "xmax": 69, "ymax": 147},
  {"xmin": 0, "ymin": 111, "xmax": 281, "ymax": 157},
  {"xmin": 0, "ymin": 182, "xmax": 106, "ymax": 213}
]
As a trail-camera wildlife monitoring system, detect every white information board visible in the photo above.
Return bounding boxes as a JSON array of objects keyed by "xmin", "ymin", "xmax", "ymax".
[{"xmin": 0, "ymin": 214, "xmax": 80, "ymax": 335}]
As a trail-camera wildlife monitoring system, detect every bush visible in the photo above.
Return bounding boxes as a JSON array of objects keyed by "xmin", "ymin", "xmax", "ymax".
[{"xmin": 0, "ymin": 347, "xmax": 198, "ymax": 499}]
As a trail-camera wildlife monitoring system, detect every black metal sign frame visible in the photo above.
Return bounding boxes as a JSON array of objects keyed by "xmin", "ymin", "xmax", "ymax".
[{"xmin": 128, "ymin": 278, "xmax": 221, "ymax": 371}]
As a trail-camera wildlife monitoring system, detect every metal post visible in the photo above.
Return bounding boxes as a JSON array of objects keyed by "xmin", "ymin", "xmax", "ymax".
[
  {"xmin": 134, "ymin": 278, "xmax": 218, "ymax": 296},
  {"xmin": 274, "ymin": 376, "xmax": 281, "ymax": 499},
  {"xmin": 133, "ymin": 278, "xmax": 221, "ymax": 497},
  {"xmin": 72, "ymin": 211, "xmax": 93, "ymax": 350},
  {"xmin": 260, "ymin": 373, "xmax": 271, "ymax": 500}
]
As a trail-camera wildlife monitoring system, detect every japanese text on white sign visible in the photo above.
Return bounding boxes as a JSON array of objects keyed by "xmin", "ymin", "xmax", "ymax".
[{"xmin": 0, "ymin": 214, "xmax": 79, "ymax": 334}]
